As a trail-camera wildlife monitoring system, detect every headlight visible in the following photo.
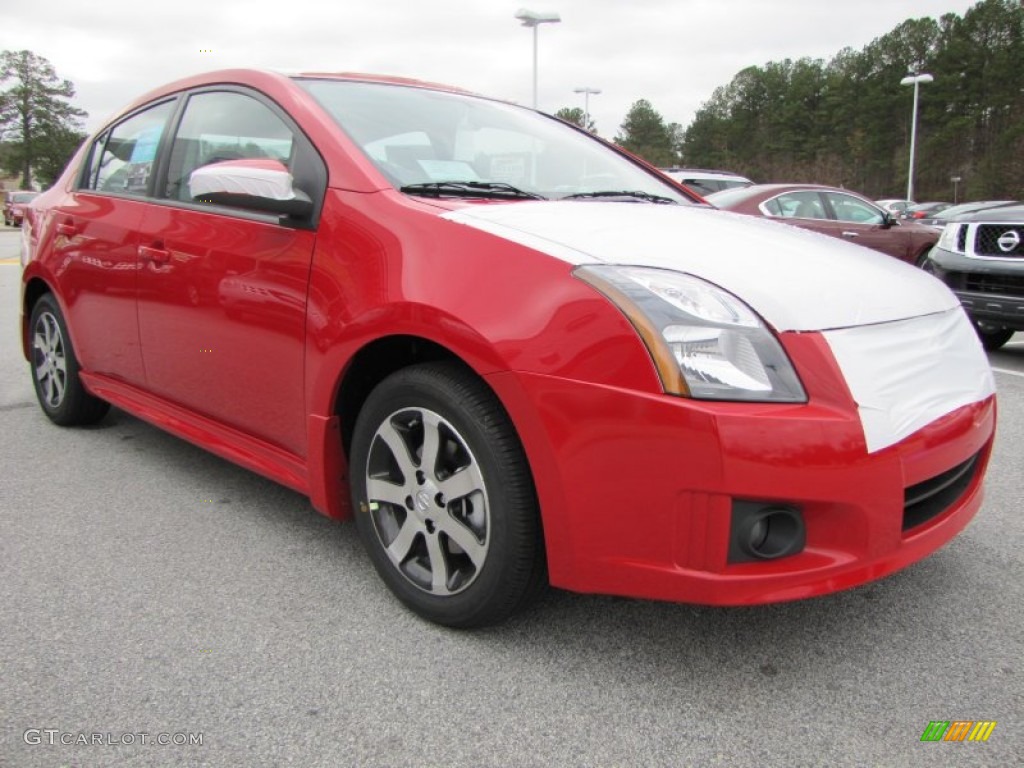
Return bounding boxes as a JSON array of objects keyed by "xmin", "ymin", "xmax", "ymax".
[
  {"xmin": 937, "ymin": 222, "xmax": 965, "ymax": 254},
  {"xmin": 575, "ymin": 265, "xmax": 807, "ymax": 403}
]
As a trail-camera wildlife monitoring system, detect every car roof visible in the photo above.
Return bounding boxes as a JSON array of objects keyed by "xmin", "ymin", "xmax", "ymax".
[
  {"xmin": 103, "ymin": 68, "xmax": 478, "ymax": 128},
  {"xmin": 708, "ymin": 182, "xmax": 840, "ymax": 200}
]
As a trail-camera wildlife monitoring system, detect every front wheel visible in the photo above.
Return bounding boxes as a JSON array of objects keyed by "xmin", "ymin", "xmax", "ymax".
[
  {"xmin": 350, "ymin": 362, "xmax": 545, "ymax": 628},
  {"xmin": 973, "ymin": 321, "xmax": 1014, "ymax": 351},
  {"xmin": 29, "ymin": 294, "xmax": 110, "ymax": 425}
]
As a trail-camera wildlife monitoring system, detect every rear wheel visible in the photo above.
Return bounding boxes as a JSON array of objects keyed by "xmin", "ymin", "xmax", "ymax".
[
  {"xmin": 29, "ymin": 294, "xmax": 110, "ymax": 425},
  {"xmin": 350, "ymin": 362, "xmax": 545, "ymax": 628},
  {"xmin": 973, "ymin": 321, "xmax": 1014, "ymax": 351}
]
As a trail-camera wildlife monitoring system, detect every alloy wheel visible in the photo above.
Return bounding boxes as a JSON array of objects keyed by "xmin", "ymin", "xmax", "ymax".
[
  {"xmin": 33, "ymin": 311, "xmax": 68, "ymax": 408},
  {"xmin": 364, "ymin": 407, "xmax": 490, "ymax": 596}
]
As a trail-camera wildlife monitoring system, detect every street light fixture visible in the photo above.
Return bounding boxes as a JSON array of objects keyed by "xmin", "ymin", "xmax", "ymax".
[
  {"xmin": 573, "ymin": 86, "xmax": 601, "ymax": 131},
  {"xmin": 900, "ymin": 72, "xmax": 934, "ymax": 202},
  {"xmin": 515, "ymin": 8, "xmax": 561, "ymax": 109}
]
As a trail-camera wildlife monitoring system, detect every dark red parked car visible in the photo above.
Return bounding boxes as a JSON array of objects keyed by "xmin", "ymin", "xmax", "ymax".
[
  {"xmin": 707, "ymin": 184, "xmax": 940, "ymax": 266},
  {"xmin": 4, "ymin": 190, "xmax": 40, "ymax": 227},
  {"xmin": 19, "ymin": 70, "xmax": 996, "ymax": 627}
]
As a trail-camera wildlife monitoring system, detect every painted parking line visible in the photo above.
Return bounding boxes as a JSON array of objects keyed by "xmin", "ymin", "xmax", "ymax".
[
  {"xmin": 992, "ymin": 367, "xmax": 1024, "ymax": 379},
  {"xmin": 0, "ymin": 258, "xmax": 20, "ymax": 265}
]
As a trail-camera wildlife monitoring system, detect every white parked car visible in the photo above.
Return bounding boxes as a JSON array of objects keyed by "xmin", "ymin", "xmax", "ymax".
[{"xmin": 660, "ymin": 168, "xmax": 753, "ymax": 197}]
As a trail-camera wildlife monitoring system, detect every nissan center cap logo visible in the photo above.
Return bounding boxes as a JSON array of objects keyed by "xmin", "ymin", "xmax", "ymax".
[{"xmin": 997, "ymin": 229, "xmax": 1021, "ymax": 252}]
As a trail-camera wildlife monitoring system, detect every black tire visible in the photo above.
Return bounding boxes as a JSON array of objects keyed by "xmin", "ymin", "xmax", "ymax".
[
  {"xmin": 29, "ymin": 294, "xmax": 110, "ymax": 426},
  {"xmin": 350, "ymin": 361, "xmax": 545, "ymax": 628},
  {"xmin": 915, "ymin": 249, "xmax": 933, "ymax": 270},
  {"xmin": 973, "ymin": 321, "xmax": 1014, "ymax": 351}
]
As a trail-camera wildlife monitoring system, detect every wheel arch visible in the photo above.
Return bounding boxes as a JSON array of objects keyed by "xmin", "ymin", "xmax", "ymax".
[
  {"xmin": 308, "ymin": 332, "xmax": 514, "ymax": 522},
  {"xmin": 21, "ymin": 275, "xmax": 54, "ymax": 361},
  {"xmin": 334, "ymin": 334, "xmax": 467, "ymax": 457},
  {"xmin": 328, "ymin": 334, "xmax": 561, "ymax": 579}
]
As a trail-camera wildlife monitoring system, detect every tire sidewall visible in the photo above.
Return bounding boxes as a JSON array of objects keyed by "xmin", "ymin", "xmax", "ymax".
[
  {"xmin": 350, "ymin": 365, "xmax": 533, "ymax": 627},
  {"xmin": 973, "ymin": 320, "xmax": 1014, "ymax": 351},
  {"xmin": 29, "ymin": 294, "xmax": 93, "ymax": 425}
]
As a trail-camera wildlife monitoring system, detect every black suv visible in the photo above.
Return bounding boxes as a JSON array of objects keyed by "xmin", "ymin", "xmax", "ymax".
[{"xmin": 928, "ymin": 202, "xmax": 1023, "ymax": 350}]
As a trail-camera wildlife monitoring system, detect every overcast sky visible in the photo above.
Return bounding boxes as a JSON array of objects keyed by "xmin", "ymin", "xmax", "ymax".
[{"xmin": 5, "ymin": 0, "xmax": 981, "ymax": 139}]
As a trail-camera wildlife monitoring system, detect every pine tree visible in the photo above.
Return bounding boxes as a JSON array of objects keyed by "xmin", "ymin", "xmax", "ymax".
[
  {"xmin": 614, "ymin": 100, "xmax": 678, "ymax": 167},
  {"xmin": 0, "ymin": 50, "xmax": 87, "ymax": 189}
]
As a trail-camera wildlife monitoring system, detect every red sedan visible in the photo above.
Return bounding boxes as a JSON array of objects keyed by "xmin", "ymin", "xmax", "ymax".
[
  {"xmin": 20, "ymin": 70, "xmax": 995, "ymax": 627},
  {"xmin": 707, "ymin": 184, "xmax": 940, "ymax": 266}
]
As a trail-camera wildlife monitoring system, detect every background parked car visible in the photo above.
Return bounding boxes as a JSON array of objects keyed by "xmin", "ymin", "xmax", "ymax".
[
  {"xmin": 915, "ymin": 200, "xmax": 1018, "ymax": 230},
  {"xmin": 3, "ymin": 191, "xmax": 40, "ymax": 227},
  {"xmin": 707, "ymin": 183, "xmax": 939, "ymax": 265},
  {"xmin": 927, "ymin": 202, "xmax": 1024, "ymax": 350},
  {"xmin": 902, "ymin": 201, "xmax": 952, "ymax": 220},
  {"xmin": 875, "ymin": 198, "xmax": 914, "ymax": 217},
  {"xmin": 659, "ymin": 168, "xmax": 753, "ymax": 196}
]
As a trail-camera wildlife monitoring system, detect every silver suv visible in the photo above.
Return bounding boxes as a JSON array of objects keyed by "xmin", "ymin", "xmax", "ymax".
[{"xmin": 928, "ymin": 202, "xmax": 1024, "ymax": 349}]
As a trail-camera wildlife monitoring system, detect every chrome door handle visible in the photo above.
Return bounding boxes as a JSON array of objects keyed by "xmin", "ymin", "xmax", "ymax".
[{"xmin": 139, "ymin": 245, "xmax": 171, "ymax": 263}]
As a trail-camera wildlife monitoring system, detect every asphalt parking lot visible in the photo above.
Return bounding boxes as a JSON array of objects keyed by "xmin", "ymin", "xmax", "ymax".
[{"xmin": 1, "ymin": 226, "xmax": 1022, "ymax": 767}]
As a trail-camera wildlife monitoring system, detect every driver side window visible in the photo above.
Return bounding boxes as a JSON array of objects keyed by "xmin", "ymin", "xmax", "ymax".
[{"xmin": 825, "ymin": 193, "xmax": 884, "ymax": 225}]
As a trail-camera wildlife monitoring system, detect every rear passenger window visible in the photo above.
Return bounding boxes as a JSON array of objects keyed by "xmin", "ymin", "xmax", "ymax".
[{"xmin": 84, "ymin": 101, "xmax": 176, "ymax": 195}]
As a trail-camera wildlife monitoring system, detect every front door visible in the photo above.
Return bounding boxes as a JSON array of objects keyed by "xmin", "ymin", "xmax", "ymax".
[{"xmin": 135, "ymin": 89, "xmax": 321, "ymax": 457}]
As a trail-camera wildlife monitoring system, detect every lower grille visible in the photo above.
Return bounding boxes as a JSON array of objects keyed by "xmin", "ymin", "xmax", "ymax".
[
  {"xmin": 963, "ymin": 272, "xmax": 1024, "ymax": 296},
  {"xmin": 903, "ymin": 453, "xmax": 980, "ymax": 532}
]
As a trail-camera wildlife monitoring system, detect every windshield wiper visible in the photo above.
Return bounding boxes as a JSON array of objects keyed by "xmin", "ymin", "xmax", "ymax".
[
  {"xmin": 400, "ymin": 181, "xmax": 546, "ymax": 200},
  {"xmin": 560, "ymin": 190, "xmax": 678, "ymax": 204}
]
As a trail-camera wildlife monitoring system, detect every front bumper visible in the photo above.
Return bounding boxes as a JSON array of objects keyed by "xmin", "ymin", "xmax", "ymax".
[
  {"xmin": 929, "ymin": 246, "xmax": 1024, "ymax": 330},
  {"xmin": 487, "ymin": 332, "xmax": 996, "ymax": 606}
]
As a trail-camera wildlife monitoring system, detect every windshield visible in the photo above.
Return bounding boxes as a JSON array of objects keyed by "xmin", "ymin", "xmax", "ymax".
[
  {"xmin": 13, "ymin": 192, "xmax": 38, "ymax": 203},
  {"xmin": 297, "ymin": 79, "xmax": 693, "ymax": 204}
]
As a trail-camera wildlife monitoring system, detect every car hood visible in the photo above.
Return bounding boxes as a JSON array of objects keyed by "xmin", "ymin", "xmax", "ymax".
[
  {"xmin": 441, "ymin": 201, "xmax": 959, "ymax": 332},
  {"xmin": 960, "ymin": 204, "xmax": 1024, "ymax": 222}
]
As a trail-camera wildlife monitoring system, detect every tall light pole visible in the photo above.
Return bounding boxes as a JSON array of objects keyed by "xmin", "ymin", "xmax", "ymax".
[
  {"xmin": 573, "ymin": 86, "xmax": 601, "ymax": 130},
  {"xmin": 514, "ymin": 8, "xmax": 561, "ymax": 109},
  {"xmin": 900, "ymin": 72, "xmax": 933, "ymax": 202}
]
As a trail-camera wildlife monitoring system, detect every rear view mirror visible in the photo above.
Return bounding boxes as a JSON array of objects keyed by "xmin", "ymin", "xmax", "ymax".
[{"xmin": 189, "ymin": 158, "xmax": 313, "ymax": 219}]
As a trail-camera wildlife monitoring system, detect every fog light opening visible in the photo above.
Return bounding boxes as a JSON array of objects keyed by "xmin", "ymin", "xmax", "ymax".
[{"xmin": 741, "ymin": 506, "xmax": 804, "ymax": 560}]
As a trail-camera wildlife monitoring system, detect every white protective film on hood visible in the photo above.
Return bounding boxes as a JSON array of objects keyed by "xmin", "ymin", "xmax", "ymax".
[
  {"xmin": 441, "ymin": 201, "xmax": 958, "ymax": 332},
  {"xmin": 822, "ymin": 308, "xmax": 995, "ymax": 453}
]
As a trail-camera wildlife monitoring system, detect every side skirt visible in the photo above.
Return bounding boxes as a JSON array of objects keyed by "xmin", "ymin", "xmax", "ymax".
[{"xmin": 80, "ymin": 372, "xmax": 310, "ymax": 499}]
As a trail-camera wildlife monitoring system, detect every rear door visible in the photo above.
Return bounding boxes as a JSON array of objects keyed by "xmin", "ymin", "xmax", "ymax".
[
  {"xmin": 135, "ymin": 88, "xmax": 326, "ymax": 457},
  {"xmin": 42, "ymin": 99, "xmax": 177, "ymax": 384}
]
